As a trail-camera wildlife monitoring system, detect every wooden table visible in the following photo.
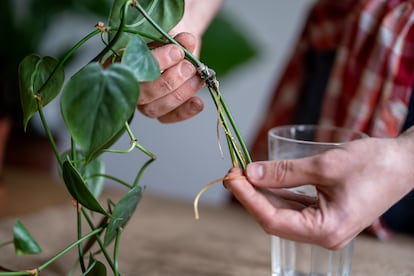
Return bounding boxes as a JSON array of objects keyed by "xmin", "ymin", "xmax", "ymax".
[{"xmin": 0, "ymin": 167, "xmax": 413, "ymax": 275}]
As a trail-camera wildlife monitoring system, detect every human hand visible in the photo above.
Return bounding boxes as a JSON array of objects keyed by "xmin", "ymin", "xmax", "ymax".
[
  {"xmin": 138, "ymin": 32, "xmax": 205, "ymax": 123},
  {"xmin": 224, "ymin": 130, "xmax": 414, "ymax": 249}
]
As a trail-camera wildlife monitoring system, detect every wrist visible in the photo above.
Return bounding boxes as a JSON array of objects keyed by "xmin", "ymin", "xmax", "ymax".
[{"xmin": 170, "ymin": 0, "xmax": 223, "ymax": 38}]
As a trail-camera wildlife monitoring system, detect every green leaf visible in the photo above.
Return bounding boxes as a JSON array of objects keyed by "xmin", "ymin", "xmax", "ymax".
[
  {"xmin": 62, "ymin": 150, "xmax": 106, "ymax": 198},
  {"xmin": 13, "ymin": 220, "xmax": 42, "ymax": 255},
  {"xmin": 18, "ymin": 54, "xmax": 65, "ymax": 130},
  {"xmin": 62, "ymin": 159, "xmax": 108, "ymax": 215},
  {"xmin": 107, "ymin": 0, "xmax": 184, "ymax": 49},
  {"xmin": 104, "ymin": 186, "xmax": 143, "ymax": 246},
  {"xmin": 60, "ymin": 63, "xmax": 139, "ymax": 162},
  {"xmin": 122, "ymin": 36, "xmax": 160, "ymax": 82},
  {"xmin": 84, "ymin": 259, "xmax": 107, "ymax": 276}
]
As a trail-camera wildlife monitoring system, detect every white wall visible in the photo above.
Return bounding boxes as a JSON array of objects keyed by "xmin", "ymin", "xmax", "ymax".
[{"xmin": 40, "ymin": 1, "xmax": 314, "ymax": 206}]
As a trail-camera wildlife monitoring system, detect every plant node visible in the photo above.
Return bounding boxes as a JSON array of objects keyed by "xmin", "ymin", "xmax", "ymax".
[
  {"xmin": 25, "ymin": 268, "xmax": 39, "ymax": 275},
  {"xmin": 197, "ymin": 64, "xmax": 219, "ymax": 91},
  {"xmin": 129, "ymin": 0, "xmax": 137, "ymax": 7},
  {"xmin": 71, "ymin": 199, "xmax": 82, "ymax": 212},
  {"xmin": 95, "ymin": 21, "xmax": 107, "ymax": 33},
  {"xmin": 34, "ymin": 94, "xmax": 43, "ymax": 105}
]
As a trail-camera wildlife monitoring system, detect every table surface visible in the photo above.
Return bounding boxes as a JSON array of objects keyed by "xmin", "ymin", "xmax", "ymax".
[{"xmin": 0, "ymin": 167, "xmax": 413, "ymax": 276}]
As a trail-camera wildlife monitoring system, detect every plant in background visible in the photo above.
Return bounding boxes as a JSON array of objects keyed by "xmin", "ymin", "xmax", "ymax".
[{"xmin": 0, "ymin": 0, "xmax": 253, "ymax": 275}]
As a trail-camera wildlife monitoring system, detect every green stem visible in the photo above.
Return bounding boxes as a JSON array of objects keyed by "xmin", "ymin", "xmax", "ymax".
[
  {"xmin": 103, "ymin": 141, "xmax": 136, "ymax": 154},
  {"xmin": 124, "ymin": 122, "xmax": 156, "ymax": 159},
  {"xmin": 114, "ymin": 228, "xmax": 122, "ymax": 276},
  {"xmin": 0, "ymin": 272, "xmax": 32, "ymax": 276},
  {"xmin": 39, "ymin": 29, "xmax": 100, "ymax": 93},
  {"xmin": 77, "ymin": 208, "xmax": 86, "ymax": 273},
  {"xmin": 81, "ymin": 208, "xmax": 116, "ymax": 273},
  {"xmin": 87, "ymin": 174, "xmax": 132, "ymax": 189},
  {"xmin": 122, "ymin": 122, "xmax": 156, "ymax": 186},
  {"xmin": 37, "ymin": 102, "xmax": 62, "ymax": 166},
  {"xmin": 36, "ymin": 228, "xmax": 103, "ymax": 272},
  {"xmin": 91, "ymin": 3, "xmax": 129, "ymax": 62},
  {"xmin": 0, "ymin": 240, "xmax": 13, "ymax": 248},
  {"xmin": 207, "ymin": 87, "xmax": 246, "ymax": 168},
  {"xmin": 133, "ymin": 3, "xmax": 202, "ymax": 68},
  {"xmin": 133, "ymin": 157, "xmax": 155, "ymax": 187},
  {"xmin": 121, "ymin": 28, "xmax": 166, "ymax": 44},
  {"xmin": 217, "ymin": 90, "xmax": 252, "ymax": 164}
]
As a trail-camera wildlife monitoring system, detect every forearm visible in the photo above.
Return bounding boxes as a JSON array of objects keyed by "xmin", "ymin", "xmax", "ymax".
[{"xmin": 170, "ymin": 0, "xmax": 224, "ymax": 37}]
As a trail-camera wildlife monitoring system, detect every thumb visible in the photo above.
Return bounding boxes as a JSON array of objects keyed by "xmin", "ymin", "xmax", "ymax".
[{"xmin": 245, "ymin": 159, "xmax": 320, "ymax": 189}]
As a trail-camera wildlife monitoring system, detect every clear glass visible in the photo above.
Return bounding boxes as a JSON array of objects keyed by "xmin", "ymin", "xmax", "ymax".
[{"xmin": 268, "ymin": 125, "xmax": 367, "ymax": 276}]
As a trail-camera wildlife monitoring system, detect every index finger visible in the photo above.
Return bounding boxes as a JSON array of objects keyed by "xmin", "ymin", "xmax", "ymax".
[{"xmin": 151, "ymin": 33, "xmax": 197, "ymax": 71}]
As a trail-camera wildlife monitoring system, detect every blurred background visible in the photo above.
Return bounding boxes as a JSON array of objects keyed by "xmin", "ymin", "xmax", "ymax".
[{"xmin": 1, "ymin": 0, "xmax": 313, "ymax": 206}]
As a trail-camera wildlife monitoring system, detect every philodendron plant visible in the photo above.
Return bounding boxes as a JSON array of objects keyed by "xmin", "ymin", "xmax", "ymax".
[{"xmin": 1, "ymin": 0, "xmax": 251, "ymax": 275}]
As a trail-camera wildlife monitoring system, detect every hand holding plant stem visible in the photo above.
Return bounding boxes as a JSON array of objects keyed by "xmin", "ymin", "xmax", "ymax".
[{"xmin": 2, "ymin": 0, "xmax": 251, "ymax": 274}]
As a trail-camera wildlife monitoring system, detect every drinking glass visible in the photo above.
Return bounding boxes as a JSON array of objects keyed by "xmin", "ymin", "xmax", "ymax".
[{"xmin": 268, "ymin": 124, "xmax": 367, "ymax": 276}]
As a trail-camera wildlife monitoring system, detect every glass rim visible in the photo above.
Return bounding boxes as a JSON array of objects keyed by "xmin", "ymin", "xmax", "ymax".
[{"xmin": 268, "ymin": 124, "xmax": 368, "ymax": 146}]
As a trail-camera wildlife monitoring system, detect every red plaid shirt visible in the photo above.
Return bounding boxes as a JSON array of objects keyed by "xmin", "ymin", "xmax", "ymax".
[{"xmin": 251, "ymin": 0, "xmax": 414, "ymax": 161}]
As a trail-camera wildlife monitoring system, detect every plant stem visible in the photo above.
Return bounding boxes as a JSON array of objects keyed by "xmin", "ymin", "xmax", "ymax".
[
  {"xmin": 36, "ymin": 102, "xmax": 63, "ymax": 166},
  {"xmin": 0, "ymin": 272, "xmax": 32, "ymax": 276},
  {"xmin": 114, "ymin": 228, "xmax": 122, "ymax": 276},
  {"xmin": 133, "ymin": 3, "xmax": 202, "ymax": 68},
  {"xmin": 122, "ymin": 122, "xmax": 156, "ymax": 186},
  {"xmin": 81, "ymin": 208, "xmax": 116, "ymax": 273},
  {"xmin": 121, "ymin": 28, "xmax": 166, "ymax": 44},
  {"xmin": 92, "ymin": 3, "xmax": 129, "ymax": 62},
  {"xmin": 77, "ymin": 207, "xmax": 86, "ymax": 273},
  {"xmin": 124, "ymin": 123, "xmax": 155, "ymax": 157},
  {"xmin": 36, "ymin": 228, "xmax": 103, "ymax": 272},
  {"xmin": 133, "ymin": 157, "xmax": 154, "ymax": 187},
  {"xmin": 0, "ymin": 240, "xmax": 13, "ymax": 248},
  {"xmin": 207, "ymin": 86, "xmax": 246, "ymax": 168},
  {"xmin": 88, "ymin": 174, "xmax": 133, "ymax": 189},
  {"xmin": 217, "ymin": 90, "xmax": 252, "ymax": 164},
  {"xmin": 38, "ymin": 29, "xmax": 100, "ymax": 94}
]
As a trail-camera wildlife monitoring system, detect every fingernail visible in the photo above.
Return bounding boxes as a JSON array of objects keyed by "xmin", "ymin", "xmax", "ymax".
[
  {"xmin": 180, "ymin": 61, "xmax": 196, "ymax": 78},
  {"xmin": 169, "ymin": 46, "xmax": 183, "ymax": 62},
  {"xmin": 246, "ymin": 163, "xmax": 264, "ymax": 180}
]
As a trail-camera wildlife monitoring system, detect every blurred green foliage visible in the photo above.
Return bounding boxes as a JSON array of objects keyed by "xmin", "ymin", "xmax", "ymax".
[
  {"xmin": 201, "ymin": 10, "xmax": 257, "ymax": 79},
  {"xmin": 0, "ymin": 0, "xmax": 111, "ymax": 123}
]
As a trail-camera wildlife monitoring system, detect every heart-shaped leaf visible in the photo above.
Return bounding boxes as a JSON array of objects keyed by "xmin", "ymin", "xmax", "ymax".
[
  {"xmin": 61, "ymin": 63, "xmax": 139, "ymax": 162},
  {"xmin": 107, "ymin": 0, "xmax": 184, "ymax": 50},
  {"xmin": 13, "ymin": 220, "xmax": 42, "ymax": 255},
  {"xmin": 85, "ymin": 259, "xmax": 107, "ymax": 276},
  {"xmin": 62, "ymin": 150, "xmax": 106, "ymax": 198},
  {"xmin": 18, "ymin": 54, "xmax": 65, "ymax": 130},
  {"xmin": 104, "ymin": 185, "xmax": 143, "ymax": 246},
  {"xmin": 122, "ymin": 36, "xmax": 160, "ymax": 82},
  {"xmin": 62, "ymin": 159, "xmax": 107, "ymax": 215}
]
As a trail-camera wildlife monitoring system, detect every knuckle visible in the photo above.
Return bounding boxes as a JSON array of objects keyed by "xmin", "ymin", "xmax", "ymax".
[
  {"xmin": 270, "ymin": 160, "xmax": 292, "ymax": 183},
  {"xmin": 159, "ymin": 74, "xmax": 175, "ymax": 93},
  {"xmin": 138, "ymin": 104, "xmax": 157, "ymax": 119},
  {"xmin": 172, "ymin": 89, "xmax": 187, "ymax": 103},
  {"xmin": 320, "ymin": 221, "xmax": 343, "ymax": 249},
  {"xmin": 312, "ymin": 150, "xmax": 340, "ymax": 179}
]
